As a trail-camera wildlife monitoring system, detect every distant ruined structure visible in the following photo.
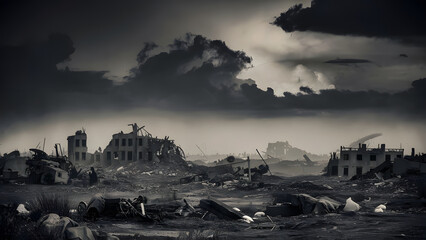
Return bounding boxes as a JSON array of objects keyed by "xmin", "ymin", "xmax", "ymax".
[
  {"xmin": 266, "ymin": 141, "xmax": 326, "ymax": 161},
  {"xmin": 102, "ymin": 123, "xmax": 186, "ymax": 167}
]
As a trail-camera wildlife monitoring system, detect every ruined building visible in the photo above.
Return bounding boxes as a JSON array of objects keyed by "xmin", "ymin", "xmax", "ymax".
[
  {"xmin": 67, "ymin": 130, "xmax": 88, "ymax": 164},
  {"xmin": 266, "ymin": 141, "xmax": 292, "ymax": 159},
  {"xmin": 102, "ymin": 123, "xmax": 186, "ymax": 166},
  {"xmin": 394, "ymin": 149, "xmax": 426, "ymax": 175},
  {"xmin": 266, "ymin": 141, "xmax": 326, "ymax": 161},
  {"xmin": 326, "ymin": 144, "xmax": 403, "ymax": 178},
  {"xmin": 91, "ymin": 147, "xmax": 103, "ymax": 166}
]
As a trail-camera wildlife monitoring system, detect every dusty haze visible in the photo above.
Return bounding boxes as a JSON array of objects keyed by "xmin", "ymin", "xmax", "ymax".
[{"xmin": 1, "ymin": 109, "xmax": 424, "ymax": 157}]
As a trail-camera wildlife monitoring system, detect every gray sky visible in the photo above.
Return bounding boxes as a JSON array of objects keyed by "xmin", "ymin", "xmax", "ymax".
[{"xmin": 0, "ymin": 0, "xmax": 425, "ymax": 155}]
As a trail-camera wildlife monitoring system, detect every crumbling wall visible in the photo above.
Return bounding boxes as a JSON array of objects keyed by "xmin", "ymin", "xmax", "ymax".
[{"xmin": 394, "ymin": 158, "xmax": 426, "ymax": 175}]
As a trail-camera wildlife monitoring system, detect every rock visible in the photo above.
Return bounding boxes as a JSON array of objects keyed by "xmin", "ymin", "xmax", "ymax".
[
  {"xmin": 343, "ymin": 197, "xmax": 360, "ymax": 212},
  {"xmin": 376, "ymin": 204, "xmax": 386, "ymax": 210},
  {"xmin": 37, "ymin": 213, "xmax": 79, "ymax": 239},
  {"xmin": 241, "ymin": 215, "xmax": 254, "ymax": 223},
  {"xmin": 254, "ymin": 212, "xmax": 265, "ymax": 217},
  {"xmin": 374, "ymin": 204, "xmax": 386, "ymax": 213},
  {"xmin": 16, "ymin": 204, "xmax": 29, "ymax": 215},
  {"xmin": 374, "ymin": 208, "xmax": 384, "ymax": 213}
]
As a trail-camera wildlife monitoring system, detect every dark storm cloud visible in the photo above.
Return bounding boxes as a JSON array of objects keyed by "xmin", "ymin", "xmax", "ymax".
[
  {"xmin": 121, "ymin": 34, "xmax": 254, "ymax": 109},
  {"xmin": 299, "ymin": 86, "xmax": 314, "ymax": 95},
  {"xmin": 136, "ymin": 42, "xmax": 158, "ymax": 64},
  {"xmin": 1, "ymin": 33, "xmax": 425, "ymax": 129},
  {"xmin": 273, "ymin": 0, "xmax": 426, "ymax": 41},
  {"xmin": 0, "ymin": 34, "xmax": 116, "ymax": 121},
  {"xmin": 324, "ymin": 59, "xmax": 371, "ymax": 65},
  {"xmin": 237, "ymin": 78, "xmax": 426, "ymax": 118}
]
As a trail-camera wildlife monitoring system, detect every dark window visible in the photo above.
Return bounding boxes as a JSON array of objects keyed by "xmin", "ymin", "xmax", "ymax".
[
  {"xmin": 397, "ymin": 155, "xmax": 402, "ymax": 158},
  {"xmin": 58, "ymin": 172, "xmax": 62, "ymax": 178},
  {"xmin": 148, "ymin": 151, "xmax": 153, "ymax": 161},
  {"xmin": 356, "ymin": 167, "xmax": 363, "ymax": 176},
  {"xmin": 121, "ymin": 151, "xmax": 125, "ymax": 160},
  {"xmin": 370, "ymin": 155, "xmax": 376, "ymax": 161},
  {"xmin": 139, "ymin": 151, "xmax": 143, "ymax": 160},
  {"xmin": 128, "ymin": 139, "xmax": 133, "ymax": 146},
  {"xmin": 113, "ymin": 152, "xmax": 118, "ymax": 159},
  {"xmin": 331, "ymin": 166, "xmax": 338, "ymax": 176},
  {"xmin": 82, "ymin": 139, "xmax": 87, "ymax": 147},
  {"xmin": 128, "ymin": 151, "xmax": 133, "ymax": 161},
  {"xmin": 138, "ymin": 138, "xmax": 143, "ymax": 146},
  {"xmin": 75, "ymin": 139, "xmax": 80, "ymax": 147},
  {"xmin": 82, "ymin": 152, "xmax": 86, "ymax": 160},
  {"xmin": 75, "ymin": 152, "xmax": 80, "ymax": 161},
  {"xmin": 343, "ymin": 154, "xmax": 349, "ymax": 160},
  {"xmin": 122, "ymin": 139, "xmax": 126, "ymax": 146},
  {"xmin": 115, "ymin": 139, "xmax": 119, "ymax": 147},
  {"xmin": 107, "ymin": 152, "xmax": 111, "ymax": 160},
  {"xmin": 343, "ymin": 167, "xmax": 348, "ymax": 176},
  {"xmin": 385, "ymin": 154, "xmax": 391, "ymax": 161},
  {"xmin": 96, "ymin": 155, "xmax": 100, "ymax": 161},
  {"xmin": 356, "ymin": 154, "xmax": 362, "ymax": 161}
]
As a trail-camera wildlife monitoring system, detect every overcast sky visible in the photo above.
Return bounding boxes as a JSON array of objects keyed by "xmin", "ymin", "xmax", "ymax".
[{"xmin": 1, "ymin": 0, "xmax": 425, "ymax": 156}]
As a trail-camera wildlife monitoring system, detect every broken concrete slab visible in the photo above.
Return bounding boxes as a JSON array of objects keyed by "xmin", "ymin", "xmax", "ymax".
[
  {"xmin": 269, "ymin": 193, "xmax": 343, "ymax": 216},
  {"xmin": 199, "ymin": 198, "xmax": 245, "ymax": 220}
]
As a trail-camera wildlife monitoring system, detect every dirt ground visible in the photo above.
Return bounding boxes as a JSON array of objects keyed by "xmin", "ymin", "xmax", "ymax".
[{"xmin": 1, "ymin": 165, "xmax": 425, "ymax": 239}]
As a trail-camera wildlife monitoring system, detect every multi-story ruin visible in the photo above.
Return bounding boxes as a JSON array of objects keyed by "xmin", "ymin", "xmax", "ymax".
[
  {"xmin": 67, "ymin": 130, "xmax": 88, "ymax": 164},
  {"xmin": 102, "ymin": 123, "xmax": 186, "ymax": 166},
  {"xmin": 326, "ymin": 144, "xmax": 404, "ymax": 178},
  {"xmin": 266, "ymin": 141, "xmax": 326, "ymax": 161}
]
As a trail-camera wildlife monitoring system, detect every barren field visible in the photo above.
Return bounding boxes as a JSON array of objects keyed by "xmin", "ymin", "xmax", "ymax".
[{"xmin": 1, "ymin": 164, "xmax": 425, "ymax": 239}]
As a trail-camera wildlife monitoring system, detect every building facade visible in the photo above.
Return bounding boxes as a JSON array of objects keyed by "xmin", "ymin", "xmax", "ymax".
[
  {"xmin": 327, "ymin": 144, "xmax": 403, "ymax": 178},
  {"xmin": 91, "ymin": 147, "xmax": 103, "ymax": 166},
  {"xmin": 266, "ymin": 141, "xmax": 292, "ymax": 158},
  {"xmin": 102, "ymin": 123, "xmax": 185, "ymax": 166},
  {"xmin": 67, "ymin": 130, "xmax": 88, "ymax": 164}
]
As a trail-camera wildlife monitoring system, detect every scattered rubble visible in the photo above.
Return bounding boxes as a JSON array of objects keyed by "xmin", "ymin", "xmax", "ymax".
[{"xmin": 200, "ymin": 198, "xmax": 245, "ymax": 221}]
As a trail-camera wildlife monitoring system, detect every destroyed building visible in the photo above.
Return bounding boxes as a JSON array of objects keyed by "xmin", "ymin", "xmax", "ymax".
[
  {"xmin": 326, "ymin": 144, "xmax": 403, "ymax": 178},
  {"xmin": 67, "ymin": 130, "xmax": 88, "ymax": 164},
  {"xmin": 102, "ymin": 123, "xmax": 186, "ymax": 166},
  {"xmin": 394, "ymin": 149, "xmax": 426, "ymax": 175},
  {"xmin": 266, "ymin": 141, "xmax": 326, "ymax": 161}
]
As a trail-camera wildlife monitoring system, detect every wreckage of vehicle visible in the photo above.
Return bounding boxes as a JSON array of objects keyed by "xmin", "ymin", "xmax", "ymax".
[
  {"xmin": 25, "ymin": 145, "xmax": 81, "ymax": 184},
  {"xmin": 76, "ymin": 194, "xmax": 202, "ymax": 222},
  {"xmin": 0, "ymin": 144, "xmax": 81, "ymax": 185}
]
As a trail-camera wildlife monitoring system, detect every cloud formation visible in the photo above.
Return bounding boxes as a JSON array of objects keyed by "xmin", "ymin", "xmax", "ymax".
[
  {"xmin": 121, "ymin": 34, "xmax": 254, "ymax": 109},
  {"xmin": 325, "ymin": 59, "xmax": 371, "ymax": 65},
  {"xmin": 273, "ymin": 0, "xmax": 426, "ymax": 42},
  {"xmin": 0, "ymin": 34, "xmax": 115, "ymax": 120},
  {"xmin": 0, "ymin": 33, "xmax": 425, "ymax": 131}
]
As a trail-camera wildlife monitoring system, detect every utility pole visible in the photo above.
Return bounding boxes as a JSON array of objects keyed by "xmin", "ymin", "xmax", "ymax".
[
  {"xmin": 256, "ymin": 149, "xmax": 272, "ymax": 175},
  {"xmin": 196, "ymin": 144, "xmax": 208, "ymax": 161},
  {"xmin": 247, "ymin": 156, "xmax": 251, "ymax": 182}
]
